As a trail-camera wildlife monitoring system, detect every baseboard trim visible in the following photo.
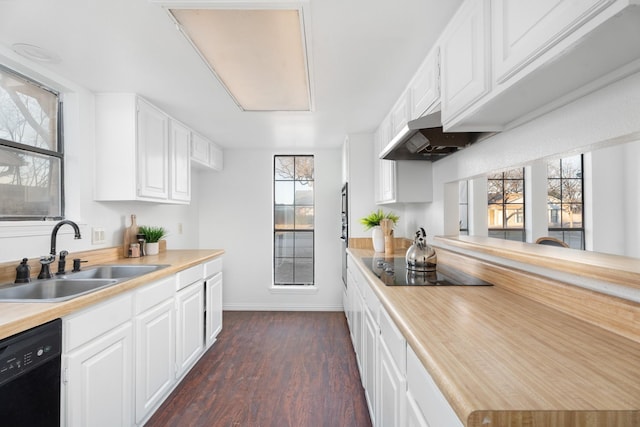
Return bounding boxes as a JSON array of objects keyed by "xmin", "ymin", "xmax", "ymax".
[{"xmin": 223, "ymin": 303, "xmax": 344, "ymax": 312}]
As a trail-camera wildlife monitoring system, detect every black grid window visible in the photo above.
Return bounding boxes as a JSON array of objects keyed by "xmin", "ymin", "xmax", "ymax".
[
  {"xmin": 547, "ymin": 155, "xmax": 584, "ymax": 249},
  {"xmin": 487, "ymin": 168, "xmax": 525, "ymax": 242},
  {"xmin": 273, "ymin": 155, "xmax": 314, "ymax": 286},
  {"xmin": 459, "ymin": 180, "xmax": 469, "ymax": 236}
]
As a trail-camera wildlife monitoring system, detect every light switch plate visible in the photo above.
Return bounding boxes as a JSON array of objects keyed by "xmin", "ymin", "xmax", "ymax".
[{"xmin": 92, "ymin": 227, "xmax": 106, "ymax": 245}]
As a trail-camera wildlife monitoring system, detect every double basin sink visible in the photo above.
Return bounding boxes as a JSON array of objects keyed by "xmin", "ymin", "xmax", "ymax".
[{"xmin": 0, "ymin": 264, "xmax": 169, "ymax": 302}]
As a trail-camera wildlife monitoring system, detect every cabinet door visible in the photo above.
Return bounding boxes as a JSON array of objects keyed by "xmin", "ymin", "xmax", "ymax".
[
  {"xmin": 169, "ymin": 120, "xmax": 191, "ymax": 202},
  {"xmin": 390, "ymin": 92, "xmax": 410, "ymax": 137},
  {"xmin": 363, "ymin": 306, "xmax": 378, "ymax": 426},
  {"xmin": 440, "ymin": 0, "xmax": 491, "ymax": 126},
  {"xmin": 176, "ymin": 281, "xmax": 204, "ymax": 378},
  {"xmin": 376, "ymin": 117, "xmax": 396, "ymax": 203},
  {"xmin": 191, "ymin": 132, "xmax": 210, "ymax": 166},
  {"xmin": 378, "ymin": 337, "xmax": 405, "ymax": 427},
  {"xmin": 135, "ymin": 298, "xmax": 175, "ymax": 424},
  {"xmin": 406, "ymin": 389, "xmax": 430, "ymax": 427},
  {"xmin": 410, "ymin": 47, "xmax": 440, "ymax": 119},
  {"xmin": 492, "ymin": 0, "xmax": 614, "ymax": 84},
  {"xmin": 137, "ymin": 98, "xmax": 169, "ymax": 199},
  {"xmin": 65, "ymin": 322, "xmax": 133, "ymax": 427},
  {"xmin": 205, "ymin": 272, "xmax": 223, "ymax": 349},
  {"xmin": 209, "ymin": 144, "xmax": 224, "ymax": 171}
]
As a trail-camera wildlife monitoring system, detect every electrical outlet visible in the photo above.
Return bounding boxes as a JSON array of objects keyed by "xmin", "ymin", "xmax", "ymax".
[
  {"xmin": 177, "ymin": 223, "xmax": 183, "ymax": 234},
  {"xmin": 92, "ymin": 227, "xmax": 106, "ymax": 245}
]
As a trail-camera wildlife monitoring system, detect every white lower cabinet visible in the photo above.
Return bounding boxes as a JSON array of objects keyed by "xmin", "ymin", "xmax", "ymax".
[
  {"xmin": 63, "ymin": 256, "xmax": 223, "ymax": 426},
  {"xmin": 175, "ymin": 279, "xmax": 205, "ymax": 378},
  {"xmin": 345, "ymin": 257, "xmax": 465, "ymax": 427},
  {"xmin": 63, "ymin": 294, "xmax": 134, "ymax": 427}
]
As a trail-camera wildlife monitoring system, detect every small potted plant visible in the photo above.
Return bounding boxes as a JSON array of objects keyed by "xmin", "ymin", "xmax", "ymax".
[
  {"xmin": 138, "ymin": 225, "xmax": 167, "ymax": 255},
  {"xmin": 360, "ymin": 210, "xmax": 399, "ymax": 252}
]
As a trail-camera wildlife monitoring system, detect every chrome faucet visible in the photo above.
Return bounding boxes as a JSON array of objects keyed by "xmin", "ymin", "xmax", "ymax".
[{"xmin": 38, "ymin": 220, "xmax": 82, "ymax": 279}]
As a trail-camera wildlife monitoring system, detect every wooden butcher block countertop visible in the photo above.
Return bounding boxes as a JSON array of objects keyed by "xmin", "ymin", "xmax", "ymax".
[
  {"xmin": 0, "ymin": 249, "xmax": 224, "ymax": 340},
  {"xmin": 348, "ymin": 246, "xmax": 640, "ymax": 427}
]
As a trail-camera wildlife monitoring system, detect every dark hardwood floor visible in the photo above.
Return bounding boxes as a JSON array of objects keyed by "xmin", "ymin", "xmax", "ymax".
[{"xmin": 145, "ymin": 311, "xmax": 372, "ymax": 427}]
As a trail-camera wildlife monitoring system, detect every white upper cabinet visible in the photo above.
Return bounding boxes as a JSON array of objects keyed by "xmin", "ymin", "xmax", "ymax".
[
  {"xmin": 439, "ymin": 0, "xmax": 640, "ymax": 131},
  {"xmin": 169, "ymin": 119, "xmax": 191, "ymax": 202},
  {"xmin": 409, "ymin": 47, "xmax": 440, "ymax": 119},
  {"xmin": 95, "ymin": 94, "xmax": 192, "ymax": 204},
  {"xmin": 440, "ymin": 0, "xmax": 492, "ymax": 129},
  {"xmin": 491, "ymin": 0, "xmax": 615, "ymax": 84},
  {"xmin": 191, "ymin": 132, "xmax": 224, "ymax": 171}
]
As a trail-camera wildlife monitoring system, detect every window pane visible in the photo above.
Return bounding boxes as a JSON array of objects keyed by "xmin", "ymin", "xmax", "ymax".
[
  {"xmin": 274, "ymin": 181, "xmax": 294, "ymax": 204},
  {"xmin": 295, "ymin": 206, "xmax": 314, "ymax": 229},
  {"xmin": 274, "ymin": 232, "xmax": 294, "ymax": 257},
  {"xmin": 274, "ymin": 206, "xmax": 294, "ymax": 229},
  {"xmin": 561, "ymin": 179, "xmax": 582, "ymax": 203},
  {"xmin": 294, "ymin": 181, "xmax": 313, "ymax": 205},
  {"xmin": 488, "ymin": 204, "xmax": 503, "ymax": 227},
  {"xmin": 274, "ymin": 156, "xmax": 295, "ymax": 180},
  {"xmin": 293, "ymin": 258, "xmax": 313, "ymax": 284},
  {"xmin": 274, "ymin": 258, "xmax": 294, "ymax": 283},
  {"xmin": 0, "ymin": 69, "xmax": 58, "ymax": 151},
  {"xmin": 561, "ymin": 204, "xmax": 582, "ymax": 228},
  {"xmin": 561, "ymin": 155, "xmax": 582, "ymax": 178},
  {"xmin": 504, "ymin": 180, "xmax": 523, "ymax": 200},
  {"xmin": 459, "ymin": 205, "xmax": 468, "ymax": 231},
  {"xmin": 547, "ymin": 159, "xmax": 561, "ymax": 178},
  {"xmin": 505, "ymin": 204, "xmax": 524, "ymax": 227},
  {"xmin": 295, "ymin": 156, "xmax": 314, "ymax": 180},
  {"xmin": 294, "ymin": 232, "xmax": 313, "ymax": 257},
  {"xmin": 487, "ymin": 181, "xmax": 503, "ymax": 204},
  {"xmin": 0, "ymin": 145, "xmax": 61, "ymax": 218}
]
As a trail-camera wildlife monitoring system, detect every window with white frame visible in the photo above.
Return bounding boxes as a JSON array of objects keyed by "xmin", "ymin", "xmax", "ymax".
[
  {"xmin": 0, "ymin": 65, "xmax": 63, "ymax": 220},
  {"xmin": 273, "ymin": 155, "xmax": 314, "ymax": 286}
]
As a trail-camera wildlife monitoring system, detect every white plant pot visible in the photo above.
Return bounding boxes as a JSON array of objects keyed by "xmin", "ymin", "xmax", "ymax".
[
  {"xmin": 372, "ymin": 226, "xmax": 385, "ymax": 253},
  {"xmin": 146, "ymin": 242, "xmax": 159, "ymax": 255}
]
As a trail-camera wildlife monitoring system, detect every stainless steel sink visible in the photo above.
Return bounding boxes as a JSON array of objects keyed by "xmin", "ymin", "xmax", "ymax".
[
  {"xmin": 0, "ymin": 279, "xmax": 118, "ymax": 302},
  {"xmin": 67, "ymin": 264, "xmax": 168, "ymax": 280},
  {"xmin": 0, "ymin": 264, "xmax": 169, "ymax": 302}
]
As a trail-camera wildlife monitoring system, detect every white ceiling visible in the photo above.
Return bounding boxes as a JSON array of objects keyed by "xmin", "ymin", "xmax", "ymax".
[{"xmin": 0, "ymin": 0, "xmax": 462, "ymax": 150}]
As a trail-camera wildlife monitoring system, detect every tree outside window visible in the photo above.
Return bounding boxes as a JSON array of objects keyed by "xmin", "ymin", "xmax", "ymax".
[{"xmin": 547, "ymin": 155, "xmax": 584, "ymax": 249}]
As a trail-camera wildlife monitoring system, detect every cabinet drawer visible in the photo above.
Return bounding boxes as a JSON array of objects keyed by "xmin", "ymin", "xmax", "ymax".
[
  {"xmin": 176, "ymin": 264, "xmax": 204, "ymax": 290},
  {"xmin": 204, "ymin": 257, "xmax": 223, "ymax": 278},
  {"xmin": 134, "ymin": 275, "xmax": 175, "ymax": 314},
  {"xmin": 64, "ymin": 293, "xmax": 133, "ymax": 351},
  {"xmin": 407, "ymin": 344, "xmax": 463, "ymax": 427},
  {"xmin": 379, "ymin": 305, "xmax": 406, "ymax": 374}
]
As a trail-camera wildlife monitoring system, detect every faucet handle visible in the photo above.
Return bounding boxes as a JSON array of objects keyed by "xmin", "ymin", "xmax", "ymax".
[{"xmin": 40, "ymin": 255, "xmax": 55, "ymax": 265}]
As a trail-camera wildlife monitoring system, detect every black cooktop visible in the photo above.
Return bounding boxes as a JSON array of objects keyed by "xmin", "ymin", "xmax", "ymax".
[{"xmin": 362, "ymin": 257, "xmax": 492, "ymax": 287}]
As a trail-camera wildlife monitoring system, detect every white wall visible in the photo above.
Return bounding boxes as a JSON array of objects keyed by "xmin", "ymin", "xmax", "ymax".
[
  {"xmin": 0, "ymin": 47, "xmax": 200, "ymax": 262},
  {"xmin": 404, "ymin": 70, "xmax": 640, "ymax": 254},
  {"xmin": 196, "ymin": 148, "xmax": 343, "ymax": 311}
]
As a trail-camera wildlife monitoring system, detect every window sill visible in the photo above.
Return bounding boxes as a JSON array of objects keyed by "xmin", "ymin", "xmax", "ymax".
[{"xmin": 269, "ymin": 285, "xmax": 318, "ymax": 295}]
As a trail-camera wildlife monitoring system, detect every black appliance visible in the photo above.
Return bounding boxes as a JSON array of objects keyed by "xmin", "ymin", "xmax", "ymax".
[
  {"xmin": 362, "ymin": 257, "xmax": 492, "ymax": 287},
  {"xmin": 0, "ymin": 318, "xmax": 62, "ymax": 426},
  {"xmin": 340, "ymin": 183, "xmax": 348, "ymax": 287}
]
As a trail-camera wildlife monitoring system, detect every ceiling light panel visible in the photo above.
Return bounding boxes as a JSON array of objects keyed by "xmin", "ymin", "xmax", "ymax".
[{"xmin": 171, "ymin": 8, "xmax": 311, "ymax": 111}]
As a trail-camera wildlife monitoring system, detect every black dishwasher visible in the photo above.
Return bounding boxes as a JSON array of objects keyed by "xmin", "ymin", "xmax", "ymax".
[{"xmin": 0, "ymin": 318, "xmax": 62, "ymax": 426}]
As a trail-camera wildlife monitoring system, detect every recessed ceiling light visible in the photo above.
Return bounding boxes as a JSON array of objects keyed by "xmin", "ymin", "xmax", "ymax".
[
  {"xmin": 170, "ymin": 8, "xmax": 312, "ymax": 112},
  {"xmin": 12, "ymin": 43, "xmax": 60, "ymax": 63}
]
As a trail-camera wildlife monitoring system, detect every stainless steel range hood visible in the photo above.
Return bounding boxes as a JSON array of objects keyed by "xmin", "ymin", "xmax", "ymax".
[{"xmin": 379, "ymin": 111, "xmax": 484, "ymax": 161}]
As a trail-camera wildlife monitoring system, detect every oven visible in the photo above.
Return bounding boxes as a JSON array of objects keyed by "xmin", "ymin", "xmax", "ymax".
[
  {"xmin": 0, "ymin": 318, "xmax": 62, "ymax": 426},
  {"xmin": 340, "ymin": 183, "xmax": 348, "ymax": 287}
]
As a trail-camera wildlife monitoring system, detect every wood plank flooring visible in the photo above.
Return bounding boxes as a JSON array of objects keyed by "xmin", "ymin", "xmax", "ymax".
[{"xmin": 145, "ymin": 311, "xmax": 372, "ymax": 427}]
